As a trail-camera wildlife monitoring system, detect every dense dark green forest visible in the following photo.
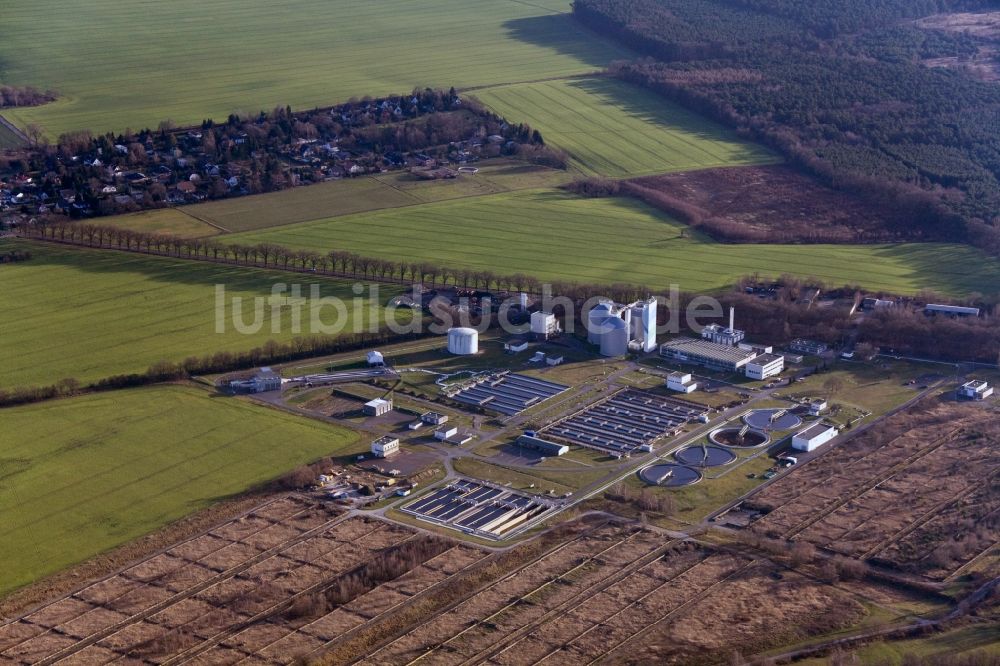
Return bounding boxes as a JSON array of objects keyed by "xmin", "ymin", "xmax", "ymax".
[{"xmin": 574, "ymin": 0, "xmax": 1000, "ymax": 252}]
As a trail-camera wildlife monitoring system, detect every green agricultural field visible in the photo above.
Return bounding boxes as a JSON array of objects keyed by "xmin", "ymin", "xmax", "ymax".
[
  {"xmin": 0, "ymin": 384, "xmax": 362, "ymax": 596},
  {"xmin": 1, "ymin": 0, "xmax": 628, "ymax": 137},
  {"xmin": 101, "ymin": 208, "xmax": 220, "ymax": 238},
  {"xmin": 474, "ymin": 77, "xmax": 777, "ymax": 177},
  {"xmin": 228, "ymin": 190, "xmax": 1000, "ymax": 296},
  {"xmin": 161, "ymin": 161, "xmax": 568, "ymax": 234},
  {"xmin": 0, "ymin": 240, "xmax": 399, "ymax": 388}
]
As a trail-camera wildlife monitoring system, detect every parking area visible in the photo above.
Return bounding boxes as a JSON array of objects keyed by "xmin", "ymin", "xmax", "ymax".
[
  {"xmin": 543, "ymin": 389, "xmax": 707, "ymax": 456},
  {"xmin": 448, "ymin": 372, "xmax": 569, "ymax": 416},
  {"xmin": 401, "ymin": 478, "xmax": 560, "ymax": 539}
]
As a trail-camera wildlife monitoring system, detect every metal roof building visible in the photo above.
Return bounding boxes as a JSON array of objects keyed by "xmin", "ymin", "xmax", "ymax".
[
  {"xmin": 660, "ymin": 338, "xmax": 757, "ymax": 372},
  {"xmin": 363, "ymin": 397, "xmax": 393, "ymax": 416},
  {"xmin": 792, "ymin": 423, "xmax": 838, "ymax": 452},
  {"xmin": 516, "ymin": 434, "xmax": 569, "ymax": 457},
  {"xmin": 925, "ymin": 303, "xmax": 980, "ymax": 317}
]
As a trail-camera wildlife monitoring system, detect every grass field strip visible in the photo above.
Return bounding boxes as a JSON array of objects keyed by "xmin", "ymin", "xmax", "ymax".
[
  {"xmin": 473, "ymin": 77, "xmax": 776, "ymax": 178},
  {"xmin": 227, "ymin": 192, "xmax": 1000, "ymax": 296}
]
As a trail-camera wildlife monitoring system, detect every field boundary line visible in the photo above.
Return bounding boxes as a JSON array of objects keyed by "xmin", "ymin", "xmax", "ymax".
[
  {"xmin": 944, "ymin": 542, "xmax": 1000, "ymax": 584},
  {"xmin": 460, "ymin": 71, "xmax": 605, "ymax": 94},
  {"xmin": 175, "ymin": 207, "xmax": 231, "ymax": 234},
  {"xmin": 35, "ymin": 510, "xmax": 357, "ymax": 665}
]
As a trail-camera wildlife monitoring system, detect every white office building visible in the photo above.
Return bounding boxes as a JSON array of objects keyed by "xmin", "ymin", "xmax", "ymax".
[
  {"xmin": 435, "ymin": 425, "xmax": 459, "ymax": 441},
  {"xmin": 667, "ymin": 371, "xmax": 697, "ymax": 393},
  {"xmin": 745, "ymin": 353, "xmax": 784, "ymax": 380},
  {"xmin": 958, "ymin": 380, "xmax": 993, "ymax": 400},
  {"xmin": 371, "ymin": 436, "xmax": 400, "ymax": 458}
]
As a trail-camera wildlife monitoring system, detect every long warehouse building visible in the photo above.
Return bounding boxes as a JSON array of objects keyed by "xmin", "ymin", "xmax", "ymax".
[{"xmin": 660, "ymin": 337, "xmax": 758, "ymax": 373}]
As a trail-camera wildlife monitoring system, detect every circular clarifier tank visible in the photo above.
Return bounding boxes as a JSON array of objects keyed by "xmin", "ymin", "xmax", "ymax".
[
  {"xmin": 639, "ymin": 464, "xmax": 702, "ymax": 487},
  {"xmin": 709, "ymin": 427, "xmax": 770, "ymax": 448},
  {"xmin": 675, "ymin": 445, "xmax": 737, "ymax": 468},
  {"xmin": 743, "ymin": 408, "xmax": 801, "ymax": 431}
]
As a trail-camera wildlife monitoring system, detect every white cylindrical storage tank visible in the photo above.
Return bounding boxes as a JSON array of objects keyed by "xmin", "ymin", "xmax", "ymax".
[
  {"xmin": 600, "ymin": 317, "xmax": 629, "ymax": 357},
  {"xmin": 588, "ymin": 302, "xmax": 614, "ymax": 345},
  {"xmin": 447, "ymin": 327, "xmax": 479, "ymax": 355}
]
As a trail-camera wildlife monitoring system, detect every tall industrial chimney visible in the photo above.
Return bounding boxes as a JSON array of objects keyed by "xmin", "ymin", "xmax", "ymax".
[{"xmin": 729, "ymin": 307, "xmax": 735, "ymax": 332}]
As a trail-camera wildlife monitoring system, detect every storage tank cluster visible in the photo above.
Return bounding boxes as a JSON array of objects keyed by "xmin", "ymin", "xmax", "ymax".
[
  {"xmin": 587, "ymin": 298, "xmax": 657, "ymax": 357},
  {"xmin": 447, "ymin": 327, "xmax": 479, "ymax": 355}
]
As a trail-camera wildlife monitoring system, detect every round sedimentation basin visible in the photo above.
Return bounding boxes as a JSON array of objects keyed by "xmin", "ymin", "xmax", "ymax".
[
  {"xmin": 743, "ymin": 408, "xmax": 801, "ymax": 431},
  {"xmin": 709, "ymin": 427, "xmax": 770, "ymax": 448},
  {"xmin": 638, "ymin": 463, "xmax": 702, "ymax": 487},
  {"xmin": 675, "ymin": 445, "xmax": 737, "ymax": 468}
]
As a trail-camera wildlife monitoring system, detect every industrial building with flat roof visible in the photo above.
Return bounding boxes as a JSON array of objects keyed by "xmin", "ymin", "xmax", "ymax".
[
  {"xmin": 516, "ymin": 434, "xmax": 569, "ymax": 457},
  {"xmin": 789, "ymin": 339, "xmax": 828, "ymax": 355},
  {"xmin": 792, "ymin": 423, "xmax": 838, "ymax": 452},
  {"xmin": 421, "ymin": 412, "xmax": 449, "ymax": 425},
  {"xmin": 371, "ymin": 436, "xmax": 400, "ymax": 458},
  {"xmin": 745, "ymin": 353, "xmax": 784, "ymax": 380},
  {"xmin": 925, "ymin": 303, "xmax": 980, "ymax": 317},
  {"xmin": 363, "ymin": 397, "xmax": 393, "ymax": 416},
  {"xmin": 667, "ymin": 371, "xmax": 697, "ymax": 393},
  {"xmin": 958, "ymin": 380, "xmax": 993, "ymax": 400},
  {"xmin": 660, "ymin": 337, "xmax": 758, "ymax": 372}
]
